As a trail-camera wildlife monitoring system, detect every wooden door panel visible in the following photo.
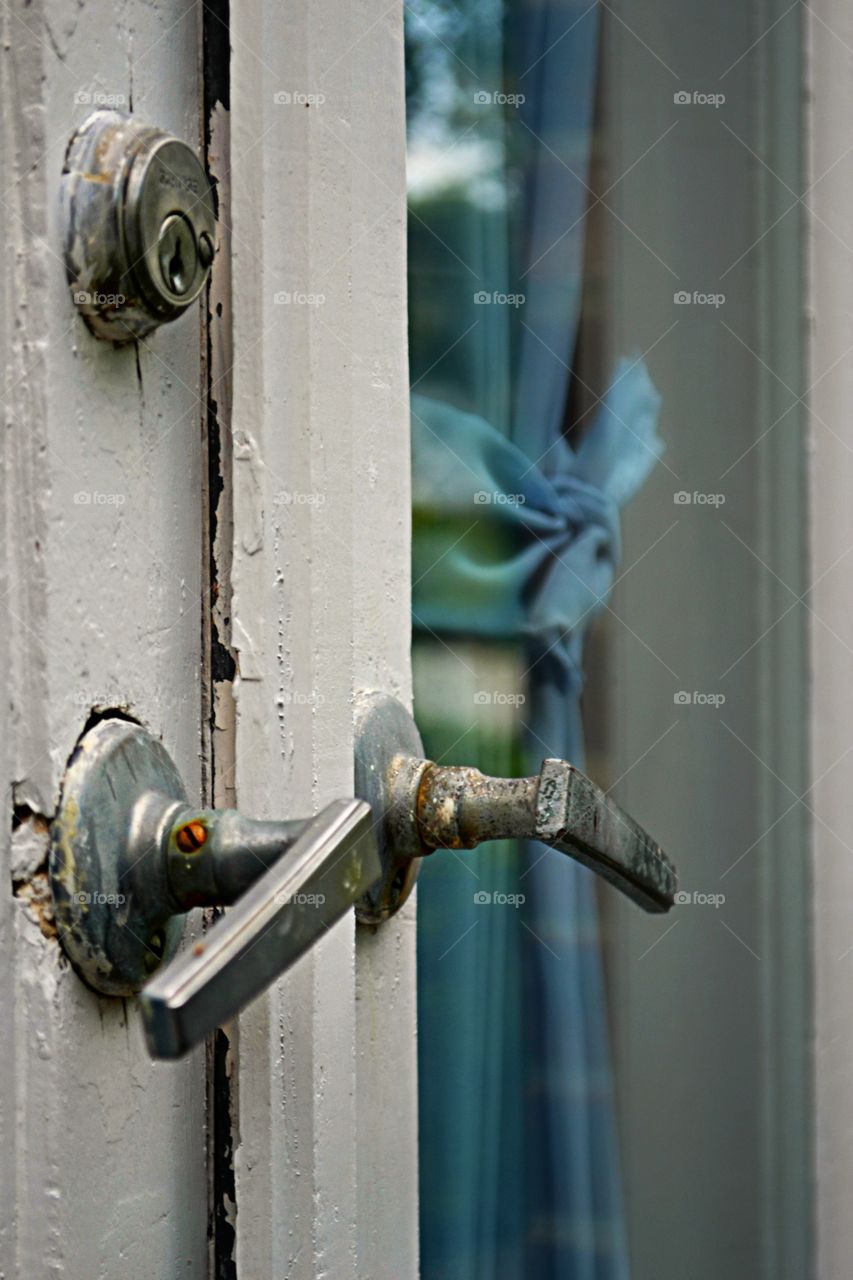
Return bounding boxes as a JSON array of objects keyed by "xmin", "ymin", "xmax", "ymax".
[
  {"xmin": 2, "ymin": 2, "xmax": 208, "ymax": 1275},
  {"xmin": 227, "ymin": 2, "xmax": 417, "ymax": 1276}
]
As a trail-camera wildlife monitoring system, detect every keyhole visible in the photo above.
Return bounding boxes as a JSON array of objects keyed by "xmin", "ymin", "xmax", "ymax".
[
  {"xmin": 168, "ymin": 238, "xmax": 185, "ymax": 292},
  {"xmin": 157, "ymin": 214, "xmax": 197, "ymax": 298}
]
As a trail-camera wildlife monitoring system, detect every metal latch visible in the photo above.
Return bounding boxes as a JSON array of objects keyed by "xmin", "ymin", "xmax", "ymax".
[
  {"xmin": 353, "ymin": 692, "xmax": 676, "ymax": 921},
  {"xmin": 49, "ymin": 698, "xmax": 676, "ymax": 1058}
]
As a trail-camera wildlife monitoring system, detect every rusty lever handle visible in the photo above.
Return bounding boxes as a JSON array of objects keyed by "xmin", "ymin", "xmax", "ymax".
[
  {"xmin": 413, "ymin": 759, "xmax": 676, "ymax": 913},
  {"xmin": 354, "ymin": 690, "xmax": 677, "ymax": 920}
]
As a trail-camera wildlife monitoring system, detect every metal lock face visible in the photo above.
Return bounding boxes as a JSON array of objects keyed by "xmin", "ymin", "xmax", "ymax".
[{"xmin": 62, "ymin": 111, "xmax": 216, "ymax": 341}]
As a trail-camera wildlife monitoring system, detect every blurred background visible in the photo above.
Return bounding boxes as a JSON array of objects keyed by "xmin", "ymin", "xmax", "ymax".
[{"xmin": 405, "ymin": 2, "xmax": 809, "ymax": 1278}]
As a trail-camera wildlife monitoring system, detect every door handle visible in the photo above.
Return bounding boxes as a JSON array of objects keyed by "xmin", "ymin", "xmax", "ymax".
[
  {"xmin": 49, "ymin": 718, "xmax": 379, "ymax": 1056},
  {"xmin": 353, "ymin": 692, "xmax": 676, "ymax": 921},
  {"xmin": 140, "ymin": 799, "xmax": 377, "ymax": 1058},
  {"xmin": 49, "ymin": 702, "xmax": 676, "ymax": 1058}
]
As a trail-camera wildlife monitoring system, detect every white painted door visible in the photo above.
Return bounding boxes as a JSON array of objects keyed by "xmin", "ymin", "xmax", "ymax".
[
  {"xmin": 225, "ymin": 4, "xmax": 417, "ymax": 1277},
  {"xmin": 1, "ymin": 0, "xmax": 416, "ymax": 1276}
]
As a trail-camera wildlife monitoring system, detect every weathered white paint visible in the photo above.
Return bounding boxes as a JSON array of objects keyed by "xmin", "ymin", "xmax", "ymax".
[
  {"xmin": 1, "ymin": 1, "xmax": 208, "ymax": 1276},
  {"xmin": 229, "ymin": 2, "xmax": 417, "ymax": 1276},
  {"xmin": 808, "ymin": 4, "xmax": 853, "ymax": 1276}
]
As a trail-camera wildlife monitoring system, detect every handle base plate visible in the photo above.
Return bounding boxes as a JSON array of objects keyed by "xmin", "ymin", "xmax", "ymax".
[
  {"xmin": 49, "ymin": 718, "xmax": 187, "ymax": 995},
  {"xmin": 353, "ymin": 691, "xmax": 426, "ymax": 924}
]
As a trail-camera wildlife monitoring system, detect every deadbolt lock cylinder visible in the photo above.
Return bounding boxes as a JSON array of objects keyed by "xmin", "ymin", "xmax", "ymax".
[{"xmin": 61, "ymin": 110, "xmax": 216, "ymax": 341}]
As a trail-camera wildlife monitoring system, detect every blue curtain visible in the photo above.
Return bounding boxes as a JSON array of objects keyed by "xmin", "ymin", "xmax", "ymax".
[{"xmin": 408, "ymin": 2, "xmax": 663, "ymax": 1277}]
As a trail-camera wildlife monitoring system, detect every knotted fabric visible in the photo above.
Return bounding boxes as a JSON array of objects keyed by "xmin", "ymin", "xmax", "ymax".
[{"xmin": 413, "ymin": 356, "xmax": 663, "ymax": 1280}]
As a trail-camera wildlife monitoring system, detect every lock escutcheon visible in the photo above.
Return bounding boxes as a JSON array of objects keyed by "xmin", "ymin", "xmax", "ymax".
[{"xmin": 61, "ymin": 111, "xmax": 216, "ymax": 341}]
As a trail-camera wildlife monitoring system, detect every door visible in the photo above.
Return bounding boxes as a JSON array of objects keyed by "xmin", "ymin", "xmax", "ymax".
[
  {"xmin": 1, "ymin": 1, "xmax": 416, "ymax": 1276},
  {"xmin": 2, "ymin": 3, "xmax": 209, "ymax": 1274},
  {"xmin": 225, "ymin": 4, "xmax": 417, "ymax": 1277}
]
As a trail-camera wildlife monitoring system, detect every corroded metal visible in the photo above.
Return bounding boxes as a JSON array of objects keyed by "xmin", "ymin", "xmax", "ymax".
[
  {"xmin": 61, "ymin": 110, "xmax": 216, "ymax": 341},
  {"xmin": 140, "ymin": 800, "xmax": 379, "ymax": 1058},
  {"xmin": 416, "ymin": 759, "xmax": 675, "ymax": 912},
  {"xmin": 50, "ymin": 719, "xmax": 314, "ymax": 995},
  {"xmin": 164, "ymin": 809, "xmax": 305, "ymax": 909},
  {"xmin": 51, "ymin": 701, "xmax": 675, "ymax": 1033},
  {"xmin": 352, "ymin": 693, "xmax": 676, "ymax": 919},
  {"xmin": 416, "ymin": 767, "xmax": 538, "ymax": 849},
  {"xmin": 49, "ymin": 718, "xmax": 188, "ymax": 996},
  {"xmin": 353, "ymin": 691, "xmax": 427, "ymax": 924},
  {"xmin": 535, "ymin": 759, "xmax": 676, "ymax": 911}
]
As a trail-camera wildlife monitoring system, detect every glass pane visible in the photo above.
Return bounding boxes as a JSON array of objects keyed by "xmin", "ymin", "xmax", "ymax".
[{"xmin": 406, "ymin": 2, "xmax": 806, "ymax": 1278}]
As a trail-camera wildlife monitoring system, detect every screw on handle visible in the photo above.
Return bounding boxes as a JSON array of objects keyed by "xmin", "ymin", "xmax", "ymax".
[
  {"xmin": 412, "ymin": 759, "xmax": 676, "ymax": 913},
  {"xmin": 139, "ymin": 799, "xmax": 379, "ymax": 1059}
]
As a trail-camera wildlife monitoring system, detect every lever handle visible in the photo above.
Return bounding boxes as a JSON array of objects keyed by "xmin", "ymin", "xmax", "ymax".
[
  {"xmin": 353, "ymin": 692, "xmax": 678, "ymax": 921},
  {"xmin": 50, "ymin": 705, "xmax": 677, "ymax": 1059},
  {"xmin": 140, "ymin": 799, "xmax": 377, "ymax": 1057},
  {"xmin": 48, "ymin": 719, "xmax": 379, "ymax": 1057},
  {"xmin": 412, "ymin": 759, "xmax": 674, "ymax": 912}
]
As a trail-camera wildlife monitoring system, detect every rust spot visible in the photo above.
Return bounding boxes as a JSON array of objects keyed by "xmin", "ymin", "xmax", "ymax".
[
  {"xmin": 11, "ymin": 801, "xmax": 57, "ymax": 941},
  {"xmin": 12, "ymin": 803, "xmax": 50, "ymax": 835},
  {"xmin": 14, "ymin": 872, "xmax": 58, "ymax": 941},
  {"xmin": 193, "ymin": 941, "xmax": 205, "ymax": 957},
  {"xmin": 176, "ymin": 820, "xmax": 208, "ymax": 853}
]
